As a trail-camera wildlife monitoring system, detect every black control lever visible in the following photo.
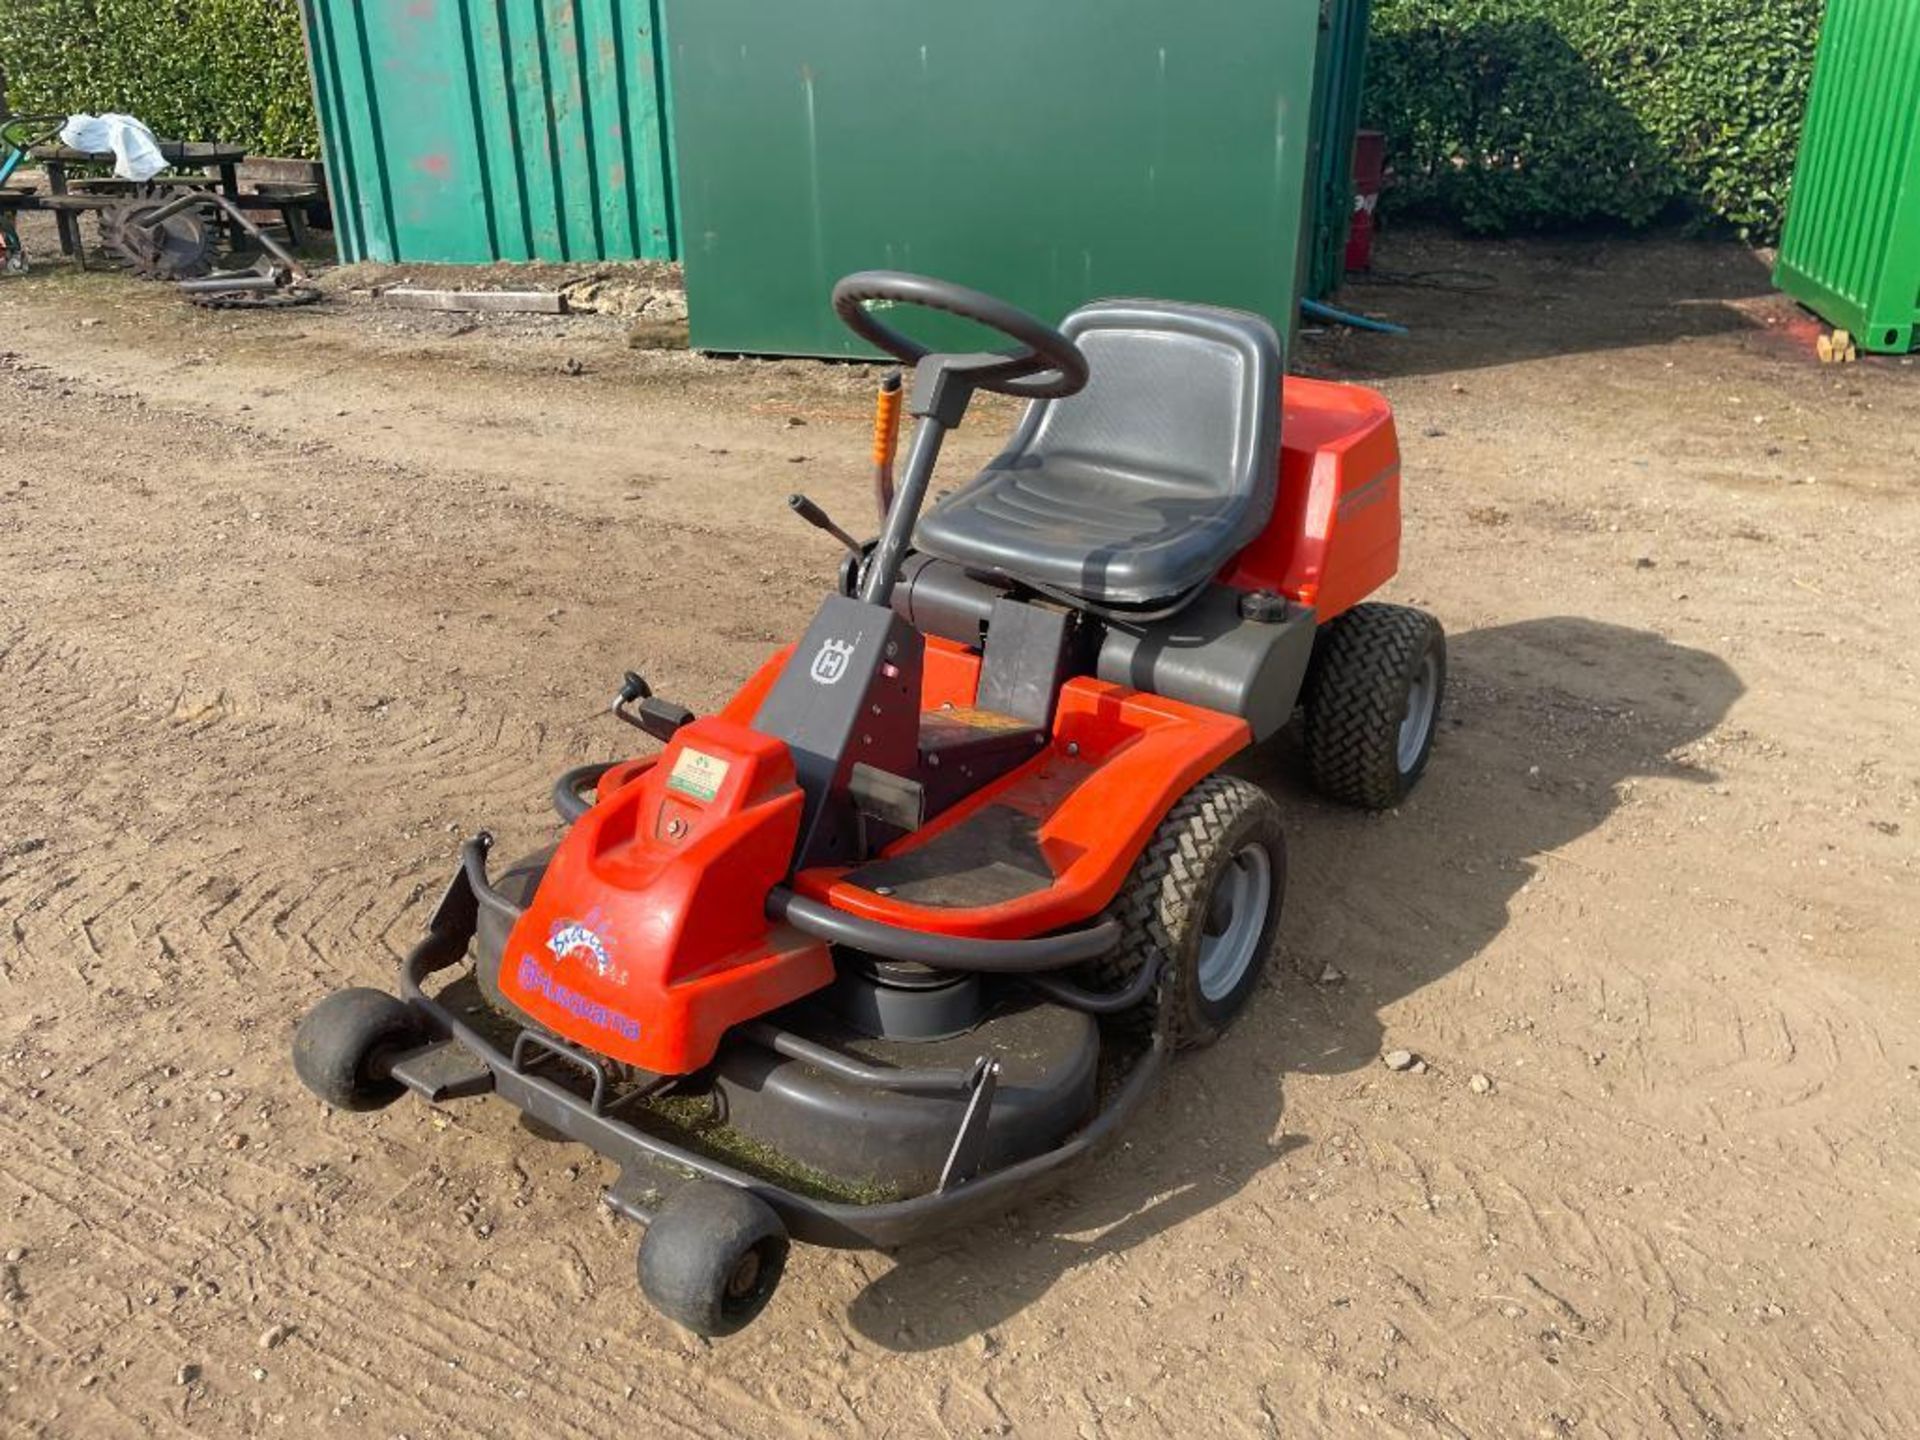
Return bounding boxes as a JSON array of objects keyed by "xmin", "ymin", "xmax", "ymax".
[
  {"xmin": 788, "ymin": 493, "xmax": 862, "ymax": 555},
  {"xmin": 611, "ymin": 671, "xmax": 695, "ymax": 743}
]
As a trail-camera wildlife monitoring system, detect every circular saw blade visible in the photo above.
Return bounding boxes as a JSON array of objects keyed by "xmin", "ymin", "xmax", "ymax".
[{"xmin": 102, "ymin": 199, "xmax": 215, "ymax": 281}]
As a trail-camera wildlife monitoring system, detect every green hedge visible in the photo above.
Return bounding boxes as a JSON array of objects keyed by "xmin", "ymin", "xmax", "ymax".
[
  {"xmin": 1367, "ymin": 0, "xmax": 1826, "ymax": 239},
  {"xmin": 0, "ymin": 0, "xmax": 317, "ymax": 157},
  {"xmin": 2, "ymin": 0, "xmax": 1823, "ymax": 238}
]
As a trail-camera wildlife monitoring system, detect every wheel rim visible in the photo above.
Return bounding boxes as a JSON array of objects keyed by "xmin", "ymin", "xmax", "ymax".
[
  {"xmin": 1397, "ymin": 651, "xmax": 1439, "ymax": 774},
  {"xmin": 725, "ymin": 1249, "xmax": 763, "ymax": 1303},
  {"xmin": 1196, "ymin": 844, "xmax": 1273, "ymax": 1003}
]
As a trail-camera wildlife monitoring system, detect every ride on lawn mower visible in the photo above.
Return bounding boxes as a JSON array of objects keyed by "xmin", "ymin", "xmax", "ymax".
[{"xmin": 293, "ymin": 272, "xmax": 1445, "ymax": 1336}]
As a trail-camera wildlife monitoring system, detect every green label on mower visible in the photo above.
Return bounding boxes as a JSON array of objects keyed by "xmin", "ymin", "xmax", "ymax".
[{"xmin": 667, "ymin": 748, "xmax": 730, "ymax": 803}]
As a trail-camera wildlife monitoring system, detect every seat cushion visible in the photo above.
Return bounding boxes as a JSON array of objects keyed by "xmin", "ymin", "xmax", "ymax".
[
  {"xmin": 916, "ymin": 300, "xmax": 1282, "ymax": 606},
  {"xmin": 918, "ymin": 454, "xmax": 1258, "ymax": 604}
]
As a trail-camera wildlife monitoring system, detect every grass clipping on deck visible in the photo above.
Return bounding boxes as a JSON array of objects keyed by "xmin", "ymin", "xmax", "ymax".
[{"xmin": 637, "ymin": 1092, "xmax": 900, "ymax": 1207}]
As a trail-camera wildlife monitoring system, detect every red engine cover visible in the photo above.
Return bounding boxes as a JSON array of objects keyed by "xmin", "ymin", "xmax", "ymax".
[
  {"xmin": 497, "ymin": 718, "xmax": 834, "ymax": 1075},
  {"xmin": 1223, "ymin": 375, "xmax": 1401, "ymax": 621}
]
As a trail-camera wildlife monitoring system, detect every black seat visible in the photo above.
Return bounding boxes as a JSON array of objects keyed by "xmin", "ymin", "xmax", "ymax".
[{"xmin": 915, "ymin": 300, "xmax": 1282, "ymax": 607}]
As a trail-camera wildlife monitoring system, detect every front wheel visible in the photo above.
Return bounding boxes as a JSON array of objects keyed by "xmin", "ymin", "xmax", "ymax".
[
  {"xmin": 638, "ymin": 1182, "xmax": 790, "ymax": 1338},
  {"xmin": 291, "ymin": 987, "xmax": 426, "ymax": 1111},
  {"xmin": 1092, "ymin": 774, "xmax": 1286, "ymax": 1048},
  {"xmin": 1300, "ymin": 603, "xmax": 1446, "ymax": 810}
]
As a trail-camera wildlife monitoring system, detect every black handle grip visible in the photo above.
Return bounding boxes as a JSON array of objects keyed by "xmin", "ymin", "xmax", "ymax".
[
  {"xmin": 788, "ymin": 493, "xmax": 861, "ymax": 554},
  {"xmin": 788, "ymin": 492, "xmax": 830, "ymax": 527}
]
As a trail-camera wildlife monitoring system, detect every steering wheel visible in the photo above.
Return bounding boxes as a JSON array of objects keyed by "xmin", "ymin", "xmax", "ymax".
[{"xmin": 832, "ymin": 271, "xmax": 1089, "ymax": 400}]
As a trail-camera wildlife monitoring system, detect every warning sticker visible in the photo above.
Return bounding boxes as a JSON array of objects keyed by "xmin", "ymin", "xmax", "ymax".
[{"xmin": 666, "ymin": 748, "xmax": 731, "ymax": 803}]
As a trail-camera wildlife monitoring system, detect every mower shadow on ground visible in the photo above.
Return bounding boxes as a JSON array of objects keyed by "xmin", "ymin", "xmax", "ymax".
[{"xmin": 844, "ymin": 616, "xmax": 1743, "ymax": 1349}]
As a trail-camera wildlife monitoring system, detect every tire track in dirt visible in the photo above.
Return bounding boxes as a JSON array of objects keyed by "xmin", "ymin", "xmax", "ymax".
[
  {"xmin": 0, "ymin": 406, "xmax": 810, "ymax": 1435},
  {"xmin": 8, "ymin": 258, "xmax": 1920, "ymax": 1436},
  {"xmin": 1, "ymin": 973, "xmax": 759, "ymax": 1437}
]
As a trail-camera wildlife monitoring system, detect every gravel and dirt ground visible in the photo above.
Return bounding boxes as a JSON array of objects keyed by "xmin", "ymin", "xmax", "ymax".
[{"xmin": 1, "ymin": 210, "xmax": 1917, "ymax": 1438}]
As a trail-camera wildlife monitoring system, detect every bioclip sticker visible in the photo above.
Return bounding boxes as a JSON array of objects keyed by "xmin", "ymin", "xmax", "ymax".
[{"xmin": 666, "ymin": 747, "xmax": 731, "ymax": 803}]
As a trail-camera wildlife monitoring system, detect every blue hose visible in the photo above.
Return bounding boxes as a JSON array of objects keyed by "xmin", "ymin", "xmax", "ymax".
[{"xmin": 1301, "ymin": 297, "xmax": 1409, "ymax": 336}]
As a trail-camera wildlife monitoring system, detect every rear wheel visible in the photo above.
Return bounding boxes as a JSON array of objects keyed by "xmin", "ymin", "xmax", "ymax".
[
  {"xmin": 1301, "ymin": 603, "xmax": 1446, "ymax": 810},
  {"xmin": 1093, "ymin": 774, "xmax": 1286, "ymax": 1048}
]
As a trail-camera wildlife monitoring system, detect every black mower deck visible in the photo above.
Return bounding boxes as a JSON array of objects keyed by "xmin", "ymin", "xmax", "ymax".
[{"xmin": 387, "ymin": 859, "xmax": 1168, "ymax": 1250}]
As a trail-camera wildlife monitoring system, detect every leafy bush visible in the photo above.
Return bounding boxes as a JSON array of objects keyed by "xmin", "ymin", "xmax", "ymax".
[
  {"xmin": 0, "ymin": 0, "xmax": 317, "ymax": 156},
  {"xmin": 1367, "ymin": 0, "xmax": 1826, "ymax": 239},
  {"xmin": 1, "ymin": 0, "xmax": 1823, "ymax": 236}
]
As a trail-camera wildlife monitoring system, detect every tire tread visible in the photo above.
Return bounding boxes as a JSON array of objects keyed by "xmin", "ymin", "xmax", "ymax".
[
  {"xmin": 1302, "ymin": 602, "xmax": 1444, "ymax": 810},
  {"xmin": 1090, "ymin": 774, "xmax": 1282, "ymax": 1048}
]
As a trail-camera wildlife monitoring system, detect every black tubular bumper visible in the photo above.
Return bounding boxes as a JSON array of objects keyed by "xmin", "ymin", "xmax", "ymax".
[
  {"xmin": 461, "ymin": 826, "xmax": 1124, "ymax": 976},
  {"xmin": 551, "ymin": 762, "xmax": 613, "ymax": 825},
  {"xmin": 389, "ymin": 858, "xmax": 1166, "ymax": 1251}
]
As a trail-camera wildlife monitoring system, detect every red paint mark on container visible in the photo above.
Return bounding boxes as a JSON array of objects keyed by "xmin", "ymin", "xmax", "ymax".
[{"xmin": 419, "ymin": 153, "xmax": 451, "ymax": 178}]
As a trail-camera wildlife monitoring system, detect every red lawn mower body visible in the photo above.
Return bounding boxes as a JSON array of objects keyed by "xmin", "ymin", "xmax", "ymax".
[
  {"xmin": 497, "ymin": 374, "xmax": 1401, "ymax": 1076},
  {"xmin": 294, "ymin": 272, "xmax": 1445, "ymax": 1340}
]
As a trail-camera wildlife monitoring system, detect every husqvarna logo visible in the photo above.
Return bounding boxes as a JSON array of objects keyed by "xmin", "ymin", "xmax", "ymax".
[
  {"xmin": 516, "ymin": 955, "xmax": 641, "ymax": 1042},
  {"xmin": 810, "ymin": 637, "xmax": 857, "ymax": 685}
]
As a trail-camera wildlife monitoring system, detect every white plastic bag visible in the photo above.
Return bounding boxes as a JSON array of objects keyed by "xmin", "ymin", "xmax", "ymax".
[{"xmin": 57, "ymin": 113, "xmax": 167, "ymax": 182}]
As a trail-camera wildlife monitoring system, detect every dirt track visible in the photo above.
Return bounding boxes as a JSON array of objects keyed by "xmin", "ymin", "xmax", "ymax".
[{"xmin": 2, "ymin": 226, "xmax": 1918, "ymax": 1438}]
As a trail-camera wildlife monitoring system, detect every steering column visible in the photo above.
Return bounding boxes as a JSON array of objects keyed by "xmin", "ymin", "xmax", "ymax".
[{"xmin": 829, "ymin": 272, "xmax": 1090, "ymax": 609}]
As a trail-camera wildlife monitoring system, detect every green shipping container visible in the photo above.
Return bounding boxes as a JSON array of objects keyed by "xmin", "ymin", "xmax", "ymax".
[
  {"xmin": 1775, "ymin": 0, "xmax": 1920, "ymax": 354},
  {"xmin": 299, "ymin": 0, "xmax": 677, "ymax": 264},
  {"xmin": 1304, "ymin": 0, "xmax": 1374, "ymax": 302},
  {"xmin": 663, "ymin": 0, "xmax": 1324, "ymax": 358}
]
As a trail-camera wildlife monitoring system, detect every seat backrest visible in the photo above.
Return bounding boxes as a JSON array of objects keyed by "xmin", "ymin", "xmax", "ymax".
[{"xmin": 1004, "ymin": 299, "xmax": 1282, "ymax": 524}]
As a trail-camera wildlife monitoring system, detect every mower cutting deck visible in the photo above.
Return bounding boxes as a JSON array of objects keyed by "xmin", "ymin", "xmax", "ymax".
[{"xmin": 293, "ymin": 272, "xmax": 1446, "ymax": 1337}]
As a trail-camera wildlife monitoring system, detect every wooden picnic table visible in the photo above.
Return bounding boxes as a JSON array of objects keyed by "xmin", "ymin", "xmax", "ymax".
[{"xmin": 29, "ymin": 140, "xmax": 248, "ymax": 259}]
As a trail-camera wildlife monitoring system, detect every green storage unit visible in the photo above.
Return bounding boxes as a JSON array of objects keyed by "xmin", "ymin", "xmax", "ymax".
[
  {"xmin": 663, "ymin": 0, "xmax": 1323, "ymax": 358},
  {"xmin": 1304, "ymin": 0, "xmax": 1374, "ymax": 301},
  {"xmin": 1775, "ymin": 0, "xmax": 1920, "ymax": 354},
  {"xmin": 299, "ymin": 0, "xmax": 677, "ymax": 264}
]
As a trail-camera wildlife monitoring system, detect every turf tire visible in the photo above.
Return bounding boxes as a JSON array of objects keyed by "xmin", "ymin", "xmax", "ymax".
[
  {"xmin": 1090, "ymin": 774, "xmax": 1286, "ymax": 1049},
  {"xmin": 1301, "ymin": 602, "xmax": 1446, "ymax": 810}
]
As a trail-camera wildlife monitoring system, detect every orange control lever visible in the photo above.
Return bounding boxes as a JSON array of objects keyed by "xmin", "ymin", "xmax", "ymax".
[{"xmin": 872, "ymin": 370, "xmax": 903, "ymax": 521}]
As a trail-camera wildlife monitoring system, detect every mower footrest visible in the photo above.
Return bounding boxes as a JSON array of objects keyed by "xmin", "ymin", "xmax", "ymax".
[{"xmin": 389, "ymin": 1040, "xmax": 495, "ymax": 1103}]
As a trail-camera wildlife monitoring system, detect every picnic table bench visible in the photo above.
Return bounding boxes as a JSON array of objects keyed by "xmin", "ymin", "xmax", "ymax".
[
  {"xmin": 30, "ymin": 140, "xmax": 247, "ymax": 259},
  {"xmin": 11, "ymin": 141, "xmax": 321, "ymax": 267}
]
